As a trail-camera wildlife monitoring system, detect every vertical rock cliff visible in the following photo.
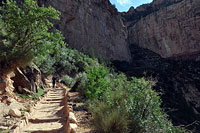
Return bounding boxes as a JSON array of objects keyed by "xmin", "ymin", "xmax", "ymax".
[
  {"xmin": 39, "ymin": 0, "xmax": 131, "ymax": 62},
  {"xmin": 124, "ymin": 0, "xmax": 200, "ymax": 58}
]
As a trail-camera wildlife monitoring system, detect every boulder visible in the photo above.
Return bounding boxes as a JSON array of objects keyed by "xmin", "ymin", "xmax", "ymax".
[
  {"xmin": 69, "ymin": 112, "xmax": 77, "ymax": 124},
  {"xmin": 0, "ymin": 126, "xmax": 8, "ymax": 130},
  {"xmin": 69, "ymin": 123, "xmax": 78, "ymax": 133},
  {"xmin": 8, "ymin": 98, "xmax": 25, "ymax": 110},
  {"xmin": 0, "ymin": 103, "xmax": 10, "ymax": 117},
  {"xmin": 8, "ymin": 108, "xmax": 21, "ymax": 117}
]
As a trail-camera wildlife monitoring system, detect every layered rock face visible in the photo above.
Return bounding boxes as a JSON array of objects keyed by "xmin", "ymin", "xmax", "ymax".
[
  {"xmin": 39, "ymin": 0, "xmax": 131, "ymax": 62},
  {"xmin": 125, "ymin": 0, "xmax": 200, "ymax": 58}
]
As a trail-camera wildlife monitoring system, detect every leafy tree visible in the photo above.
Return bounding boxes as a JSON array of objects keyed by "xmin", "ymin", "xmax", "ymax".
[{"xmin": 0, "ymin": 0, "xmax": 64, "ymax": 72}]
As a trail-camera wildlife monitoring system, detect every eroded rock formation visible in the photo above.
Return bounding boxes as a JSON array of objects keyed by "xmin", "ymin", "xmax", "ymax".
[
  {"xmin": 12, "ymin": 68, "xmax": 32, "ymax": 92},
  {"xmin": 124, "ymin": 0, "xmax": 200, "ymax": 59},
  {"xmin": 0, "ymin": 66, "xmax": 44, "ymax": 99},
  {"xmin": 1, "ymin": 72, "xmax": 15, "ymax": 98},
  {"xmin": 21, "ymin": 66, "xmax": 44, "ymax": 93}
]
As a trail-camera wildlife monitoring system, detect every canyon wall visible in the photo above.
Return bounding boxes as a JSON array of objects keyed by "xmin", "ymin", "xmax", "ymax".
[
  {"xmin": 39, "ymin": 0, "xmax": 131, "ymax": 62},
  {"xmin": 125, "ymin": 0, "xmax": 200, "ymax": 58}
]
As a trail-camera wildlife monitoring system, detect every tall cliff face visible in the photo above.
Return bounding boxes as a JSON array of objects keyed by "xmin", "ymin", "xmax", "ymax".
[
  {"xmin": 39, "ymin": 0, "xmax": 131, "ymax": 62},
  {"xmin": 124, "ymin": 0, "xmax": 200, "ymax": 58}
]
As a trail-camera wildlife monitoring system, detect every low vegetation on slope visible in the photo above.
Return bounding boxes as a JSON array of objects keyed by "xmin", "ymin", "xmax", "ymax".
[
  {"xmin": 0, "ymin": 0, "xmax": 188, "ymax": 132},
  {"xmin": 37, "ymin": 44, "xmax": 188, "ymax": 132}
]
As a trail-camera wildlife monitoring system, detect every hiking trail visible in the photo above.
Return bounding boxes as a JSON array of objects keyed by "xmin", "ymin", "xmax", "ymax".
[{"xmin": 20, "ymin": 87, "xmax": 67, "ymax": 133}]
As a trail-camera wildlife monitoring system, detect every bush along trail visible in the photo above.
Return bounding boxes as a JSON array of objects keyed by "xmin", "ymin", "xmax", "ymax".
[{"xmin": 0, "ymin": 0, "xmax": 190, "ymax": 133}]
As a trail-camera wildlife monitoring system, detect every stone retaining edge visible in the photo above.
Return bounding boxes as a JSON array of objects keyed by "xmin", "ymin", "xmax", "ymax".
[{"xmin": 58, "ymin": 83, "xmax": 78, "ymax": 133}]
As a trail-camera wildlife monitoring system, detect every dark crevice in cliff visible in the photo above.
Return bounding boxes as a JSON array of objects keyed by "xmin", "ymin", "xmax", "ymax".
[{"xmin": 113, "ymin": 44, "xmax": 200, "ymax": 133}]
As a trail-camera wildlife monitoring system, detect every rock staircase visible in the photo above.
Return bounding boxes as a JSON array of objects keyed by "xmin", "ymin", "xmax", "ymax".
[
  {"xmin": 20, "ymin": 87, "xmax": 67, "ymax": 133},
  {"xmin": 13, "ymin": 85, "xmax": 78, "ymax": 133}
]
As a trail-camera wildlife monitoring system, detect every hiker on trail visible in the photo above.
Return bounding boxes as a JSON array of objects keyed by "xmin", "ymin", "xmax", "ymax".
[{"xmin": 52, "ymin": 76, "xmax": 56, "ymax": 88}]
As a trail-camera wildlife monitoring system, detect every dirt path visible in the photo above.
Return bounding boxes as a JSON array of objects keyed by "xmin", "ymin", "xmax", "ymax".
[{"xmin": 20, "ymin": 87, "xmax": 67, "ymax": 133}]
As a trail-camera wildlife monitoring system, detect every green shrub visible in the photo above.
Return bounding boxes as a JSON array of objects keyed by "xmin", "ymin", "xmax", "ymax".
[
  {"xmin": 123, "ymin": 77, "xmax": 187, "ymax": 133},
  {"xmin": 88, "ymin": 75, "xmax": 130, "ymax": 133},
  {"xmin": 84, "ymin": 67, "xmax": 187, "ymax": 133},
  {"xmin": 89, "ymin": 100, "xmax": 129, "ymax": 133},
  {"xmin": 75, "ymin": 72, "xmax": 88, "ymax": 95},
  {"xmin": 35, "ymin": 55, "xmax": 57, "ymax": 74},
  {"xmin": 84, "ymin": 65, "xmax": 110, "ymax": 100},
  {"xmin": 33, "ymin": 88, "xmax": 44, "ymax": 99},
  {"xmin": 0, "ymin": 129, "xmax": 9, "ymax": 133},
  {"xmin": 19, "ymin": 94, "xmax": 30, "ymax": 99},
  {"xmin": 61, "ymin": 75, "xmax": 76, "ymax": 88},
  {"xmin": 35, "ymin": 45, "xmax": 95, "ymax": 75}
]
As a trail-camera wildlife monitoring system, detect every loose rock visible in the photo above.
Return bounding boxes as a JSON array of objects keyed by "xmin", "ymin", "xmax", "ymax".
[
  {"xmin": 70, "ymin": 123, "xmax": 78, "ymax": 133},
  {"xmin": 69, "ymin": 112, "xmax": 77, "ymax": 124},
  {"xmin": 0, "ymin": 103, "xmax": 10, "ymax": 117},
  {"xmin": 8, "ymin": 108, "xmax": 21, "ymax": 117},
  {"xmin": 8, "ymin": 98, "xmax": 24, "ymax": 110},
  {"xmin": 0, "ymin": 126, "xmax": 8, "ymax": 130}
]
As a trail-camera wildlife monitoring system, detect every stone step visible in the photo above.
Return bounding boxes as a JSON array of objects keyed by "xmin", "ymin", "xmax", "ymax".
[
  {"xmin": 29, "ymin": 117, "xmax": 65, "ymax": 123},
  {"xmin": 45, "ymin": 98, "xmax": 64, "ymax": 101},
  {"xmin": 21, "ymin": 121, "xmax": 64, "ymax": 133}
]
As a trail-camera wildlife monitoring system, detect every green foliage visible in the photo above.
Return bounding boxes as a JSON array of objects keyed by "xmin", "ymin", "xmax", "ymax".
[
  {"xmin": 75, "ymin": 72, "xmax": 88, "ymax": 95},
  {"xmin": 80, "ymin": 64, "xmax": 187, "ymax": 133},
  {"xmin": 33, "ymin": 88, "xmax": 44, "ymax": 99},
  {"xmin": 84, "ymin": 65, "xmax": 110, "ymax": 100},
  {"xmin": 23, "ymin": 108, "xmax": 30, "ymax": 112},
  {"xmin": 35, "ymin": 44, "xmax": 95, "ymax": 75},
  {"xmin": 0, "ymin": 1, "xmax": 187, "ymax": 132},
  {"xmin": 0, "ymin": 0, "xmax": 64, "ymax": 70},
  {"xmin": 18, "ymin": 93, "xmax": 30, "ymax": 99},
  {"xmin": 126, "ymin": 78, "xmax": 174, "ymax": 132},
  {"xmin": 89, "ymin": 100, "xmax": 129, "ymax": 133},
  {"xmin": 35, "ymin": 54, "xmax": 57, "ymax": 74},
  {"xmin": 61, "ymin": 75, "xmax": 76, "ymax": 88},
  {"xmin": 0, "ymin": 129, "xmax": 9, "ymax": 133}
]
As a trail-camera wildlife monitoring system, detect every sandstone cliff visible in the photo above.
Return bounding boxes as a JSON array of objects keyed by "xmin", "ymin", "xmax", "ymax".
[
  {"xmin": 124, "ymin": 0, "xmax": 200, "ymax": 58},
  {"xmin": 38, "ymin": 0, "xmax": 131, "ymax": 62}
]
